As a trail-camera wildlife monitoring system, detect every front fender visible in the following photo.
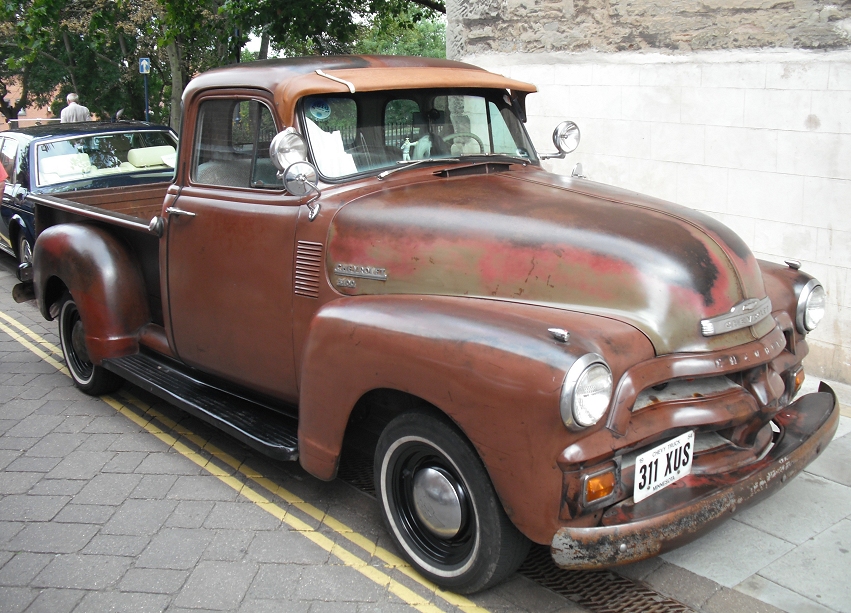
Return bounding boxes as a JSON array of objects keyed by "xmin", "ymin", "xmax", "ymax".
[
  {"xmin": 34, "ymin": 223, "xmax": 150, "ymax": 363},
  {"xmin": 297, "ymin": 294, "xmax": 654, "ymax": 543},
  {"xmin": 759, "ymin": 259, "xmax": 816, "ymax": 321}
]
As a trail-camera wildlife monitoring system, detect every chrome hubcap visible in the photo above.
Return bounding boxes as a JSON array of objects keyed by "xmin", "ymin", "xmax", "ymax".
[
  {"xmin": 20, "ymin": 240, "xmax": 32, "ymax": 265},
  {"xmin": 412, "ymin": 467, "xmax": 463, "ymax": 538},
  {"xmin": 71, "ymin": 320, "xmax": 90, "ymax": 363}
]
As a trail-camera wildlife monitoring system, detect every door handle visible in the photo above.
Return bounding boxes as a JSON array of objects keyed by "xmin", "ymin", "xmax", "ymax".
[{"xmin": 165, "ymin": 207, "xmax": 196, "ymax": 217}]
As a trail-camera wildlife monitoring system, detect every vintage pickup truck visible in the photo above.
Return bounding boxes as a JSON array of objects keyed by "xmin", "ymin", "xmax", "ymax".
[{"xmin": 16, "ymin": 55, "xmax": 838, "ymax": 594}]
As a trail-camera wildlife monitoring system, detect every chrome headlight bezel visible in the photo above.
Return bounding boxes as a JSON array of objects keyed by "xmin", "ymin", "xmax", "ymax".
[
  {"xmin": 795, "ymin": 278, "xmax": 825, "ymax": 334},
  {"xmin": 560, "ymin": 353, "xmax": 613, "ymax": 429}
]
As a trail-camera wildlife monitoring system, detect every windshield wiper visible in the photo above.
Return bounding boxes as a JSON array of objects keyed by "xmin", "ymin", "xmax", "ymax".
[
  {"xmin": 377, "ymin": 158, "xmax": 460, "ymax": 180},
  {"xmin": 458, "ymin": 153, "xmax": 531, "ymax": 165}
]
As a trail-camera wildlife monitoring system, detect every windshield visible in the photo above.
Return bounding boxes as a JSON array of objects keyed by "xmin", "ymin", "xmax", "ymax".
[
  {"xmin": 300, "ymin": 89, "xmax": 538, "ymax": 180},
  {"xmin": 36, "ymin": 130, "xmax": 177, "ymax": 187}
]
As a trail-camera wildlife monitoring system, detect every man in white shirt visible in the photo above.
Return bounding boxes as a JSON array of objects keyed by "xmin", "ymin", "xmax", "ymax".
[{"xmin": 60, "ymin": 93, "xmax": 91, "ymax": 123}]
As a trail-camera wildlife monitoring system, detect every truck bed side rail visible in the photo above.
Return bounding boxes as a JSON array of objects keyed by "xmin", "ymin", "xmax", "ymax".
[{"xmin": 28, "ymin": 192, "xmax": 157, "ymax": 235}]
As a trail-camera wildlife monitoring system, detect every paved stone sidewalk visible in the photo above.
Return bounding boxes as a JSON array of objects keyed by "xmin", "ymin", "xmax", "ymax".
[
  {"xmin": 0, "ymin": 258, "xmax": 587, "ymax": 613},
  {"xmin": 1, "ymin": 250, "xmax": 849, "ymax": 613}
]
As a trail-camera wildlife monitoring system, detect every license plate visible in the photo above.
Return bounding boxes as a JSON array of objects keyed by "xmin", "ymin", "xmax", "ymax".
[{"xmin": 634, "ymin": 430, "xmax": 694, "ymax": 503}]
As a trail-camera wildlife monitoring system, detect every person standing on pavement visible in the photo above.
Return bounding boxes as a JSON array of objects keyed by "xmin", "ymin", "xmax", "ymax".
[{"xmin": 60, "ymin": 93, "xmax": 91, "ymax": 123}]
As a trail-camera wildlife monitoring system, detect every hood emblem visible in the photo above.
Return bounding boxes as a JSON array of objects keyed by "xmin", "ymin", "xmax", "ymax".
[{"xmin": 700, "ymin": 296, "xmax": 772, "ymax": 337}]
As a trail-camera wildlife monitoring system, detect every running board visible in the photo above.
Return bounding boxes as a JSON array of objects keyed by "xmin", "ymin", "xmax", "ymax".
[{"xmin": 103, "ymin": 353, "xmax": 299, "ymax": 461}]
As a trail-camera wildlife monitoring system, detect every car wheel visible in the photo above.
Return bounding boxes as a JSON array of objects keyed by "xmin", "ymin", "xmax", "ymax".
[
  {"xmin": 374, "ymin": 411, "xmax": 530, "ymax": 593},
  {"xmin": 57, "ymin": 293, "xmax": 121, "ymax": 395},
  {"xmin": 17, "ymin": 234, "xmax": 32, "ymax": 267}
]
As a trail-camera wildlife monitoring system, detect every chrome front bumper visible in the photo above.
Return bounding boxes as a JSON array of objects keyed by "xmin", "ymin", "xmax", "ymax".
[{"xmin": 551, "ymin": 383, "xmax": 839, "ymax": 569}]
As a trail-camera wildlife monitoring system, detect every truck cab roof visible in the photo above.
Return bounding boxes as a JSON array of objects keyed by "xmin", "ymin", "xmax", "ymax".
[{"xmin": 183, "ymin": 55, "xmax": 537, "ymax": 128}]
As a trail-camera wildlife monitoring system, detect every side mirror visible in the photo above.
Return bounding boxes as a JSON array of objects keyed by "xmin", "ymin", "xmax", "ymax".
[
  {"xmin": 270, "ymin": 128, "xmax": 308, "ymax": 172},
  {"xmin": 540, "ymin": 121, "xmax": 581, "ymax": 160},
  {"xmin": 283, "ymin": 161, "xmax": 321, "ymax": 221}
]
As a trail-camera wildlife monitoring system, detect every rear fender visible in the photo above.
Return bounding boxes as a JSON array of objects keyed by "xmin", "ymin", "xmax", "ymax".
[
  {"xmin": 34, "ymin": 223, "xmax": 150, "ymax": 364},
  {"xmin": 7, "ymin": 213, "xmax": 32, "ymax": 254},
  {"xmin": 297, "ymin": 295, "xmax": 653, "ymax": 543}
]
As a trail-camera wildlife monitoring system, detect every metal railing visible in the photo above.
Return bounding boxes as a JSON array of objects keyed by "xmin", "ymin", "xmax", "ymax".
[{"xmin": 335, "ymin": 123, "xmax": 415, "ymax": 149}]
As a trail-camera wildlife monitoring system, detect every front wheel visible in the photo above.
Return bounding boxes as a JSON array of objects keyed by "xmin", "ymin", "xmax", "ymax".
[
  {"xmin": 57, "ymin": 294, "xmax": 121, "ymax": 395},
  {"xmin": 374, "ymin": 411, "xmax": 530, "ymax": 593}
]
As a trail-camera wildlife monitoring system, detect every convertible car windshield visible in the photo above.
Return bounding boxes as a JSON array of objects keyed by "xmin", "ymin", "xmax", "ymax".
[
  {"xmin": 301, "ymin": 89, "xmax": 538, "ymax": 179},
  {"xmin": 36, "ymin": 129, "xmax": 177, "ymax": 187}
]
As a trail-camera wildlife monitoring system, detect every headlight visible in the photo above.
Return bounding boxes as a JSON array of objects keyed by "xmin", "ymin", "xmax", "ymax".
[
  {"xmin": 560, "ymin": 354, "xmax": 613, "ymax": 429},
  {"xmin": 796, "ymin": 279, "xmax": 826, "ymax": 333}
]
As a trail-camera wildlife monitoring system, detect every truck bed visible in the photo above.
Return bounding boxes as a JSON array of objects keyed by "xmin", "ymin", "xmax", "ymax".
[
  {"xmin": 57, "ymin": 182, "xmax": 169, "ymax": 221},
  {"xmin": 30, "ymin": 181, "xmax": 168, "ymax": 326}
]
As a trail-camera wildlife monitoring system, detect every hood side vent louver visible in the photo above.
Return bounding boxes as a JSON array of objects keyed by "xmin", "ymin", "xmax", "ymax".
[{"xmin": 295, "ymin": 241, "xmax": 323, "ymax": 299}]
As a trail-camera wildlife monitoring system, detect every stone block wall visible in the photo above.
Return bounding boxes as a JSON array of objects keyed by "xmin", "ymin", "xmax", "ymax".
[
  {"xmin": 448, "ymin": 0, "xmax": 851, "ymax": 56},
  {"xmin": 454, "ymin": 47, "xmax": 851, "ymax": 384}
]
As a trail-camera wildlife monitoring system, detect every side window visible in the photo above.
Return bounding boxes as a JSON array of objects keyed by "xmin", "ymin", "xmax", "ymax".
[
  {"xmin": 192, "ymin": 98, "xmax": 282, "ymax": 189},
  {"xmin": 488, "ymin": 101, "xmax": 520, "ymax": 155},
  {"xmin": 446, "ymin": 95, "xmax": 487, "ymax": 156},
  {"xmin": 304, "ymin": 97, "xmax": 357, "ymax": 148},
  {"xmin": 1, "ymin": 138, "xmax": 17, "ymax": 183},
  {"xmin": 16, "ymin": 143, "xmax": 29, "ymax": 190},
  {"xmin": 303, "ymin": 97, "xmax": 359, "ymax": 177}
]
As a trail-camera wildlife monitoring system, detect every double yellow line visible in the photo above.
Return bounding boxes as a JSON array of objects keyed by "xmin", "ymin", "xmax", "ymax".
[{"xmin": 0, "ymin": 309, "xmax": 491, "ymax": 613}]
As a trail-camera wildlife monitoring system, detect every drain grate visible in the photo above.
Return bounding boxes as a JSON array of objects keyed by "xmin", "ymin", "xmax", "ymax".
[
  {"xmin": 518, "ymin": 545, "xmax": 694, "ymax": 613},
  {"xmin": 337, "ymin": 451, "xmax": 694, "ymax": 613}
]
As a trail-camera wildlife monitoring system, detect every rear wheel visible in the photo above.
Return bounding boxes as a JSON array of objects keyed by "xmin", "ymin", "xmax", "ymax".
[
  {"xmin": 17, "ymin": 234, "xmax": 32, "ymax": 267},
  {"xmin": 57, "ymin": 294, "xmax": 121, "ymax": 395},
  {"xmin": 374, "ymin": 411, "xmax": 530, "ymax": 593}
]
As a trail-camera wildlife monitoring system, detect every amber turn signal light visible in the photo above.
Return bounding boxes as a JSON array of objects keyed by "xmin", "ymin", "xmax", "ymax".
[
  {"xmin": 585, "ymin": 470, "xmax": 616, "ymax": 504},
  {"xmin": 794, "ymin": 368, "xmax": 806, "ymax": 394}
]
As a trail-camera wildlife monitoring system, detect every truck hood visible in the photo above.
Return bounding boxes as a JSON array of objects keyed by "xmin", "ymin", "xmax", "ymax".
[{"xmin": 326, "ymin": 168, "xmax": 771, "ymax": 354}]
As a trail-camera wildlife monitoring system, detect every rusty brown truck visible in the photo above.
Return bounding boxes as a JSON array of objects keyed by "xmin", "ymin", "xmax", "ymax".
[{"xmin": 17, "ymin": 55, "xmax": 838, "ymax": 594}]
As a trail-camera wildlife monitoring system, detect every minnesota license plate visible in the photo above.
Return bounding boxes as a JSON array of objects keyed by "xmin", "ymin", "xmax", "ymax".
[{"xmin": 634, "ymin": 430, "xmax": 694, "ymax": 503}]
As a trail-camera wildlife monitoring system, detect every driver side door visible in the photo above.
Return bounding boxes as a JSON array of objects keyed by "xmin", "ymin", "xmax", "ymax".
[{"xmin": 165, "ymin": 93, "xmax": 302, "ymax": 403}]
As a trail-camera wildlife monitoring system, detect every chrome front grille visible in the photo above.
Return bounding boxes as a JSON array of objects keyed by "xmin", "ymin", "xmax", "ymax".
[{"xmin": 632, "ymin": 376, "xmax": 742, "ymax": 412}]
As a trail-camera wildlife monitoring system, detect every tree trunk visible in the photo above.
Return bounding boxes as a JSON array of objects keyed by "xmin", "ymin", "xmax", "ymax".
[
  {"xmin": 259, "ymin": 32, "xmax": 269, "ymax": 60},
  {"xmin": 62, "ymin": 31, "xmax": 79, "ymax": 94},
  {"xmin": 166, "ymin": 40, "xmax": 184, "ymax": 134}
]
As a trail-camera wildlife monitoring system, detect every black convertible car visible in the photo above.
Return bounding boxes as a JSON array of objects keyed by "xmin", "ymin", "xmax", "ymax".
[{"xmin": 1, "ymin": 121, "xmax": 178, "ymax": 270}]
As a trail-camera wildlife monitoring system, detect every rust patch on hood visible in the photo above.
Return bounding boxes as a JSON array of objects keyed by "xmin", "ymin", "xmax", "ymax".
[{"xmin": 327, "ymin": 168, "xmax": 768, "ymax": 354}]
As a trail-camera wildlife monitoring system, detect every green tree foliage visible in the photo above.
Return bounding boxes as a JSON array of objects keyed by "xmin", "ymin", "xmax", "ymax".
[
  {"xmin": 1, "ymin": 0, "xmax": 445, "ymax": 130},
  {"xmin": 1, "ymin": 0, "xmax": 172, "ymax": 124},
  {"xmin": 0, "ymin": 0, "xmax": 72, "ymax": 124},
  {"xmin": 353, "ymin": 11, "xmax": 445, "ymax": 58},
  {"xmin": 223, "ymin": 0, "xmax": 444, "ymax": 56}
]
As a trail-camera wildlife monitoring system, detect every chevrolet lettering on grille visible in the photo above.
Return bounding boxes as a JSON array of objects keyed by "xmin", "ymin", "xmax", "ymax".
[{"xmin": 700, "ymin": 297, "xmax": 772, "ymax": 337}]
